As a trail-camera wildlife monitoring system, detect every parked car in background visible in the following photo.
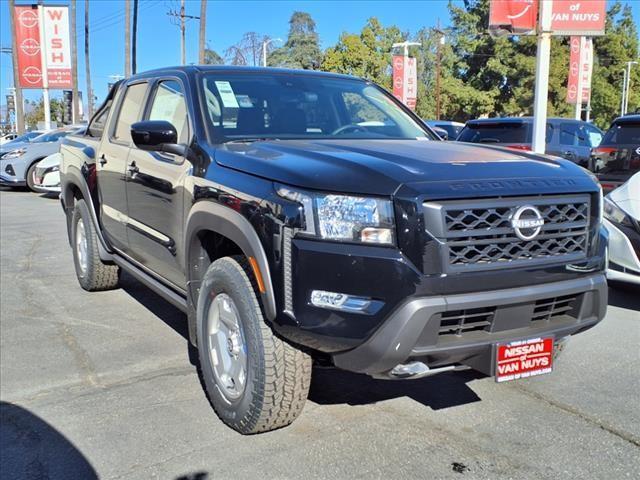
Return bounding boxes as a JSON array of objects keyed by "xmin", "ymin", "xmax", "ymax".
[
  {"xmin": 430, "ymin": 125, "xmax": 449, "ymax": 140},
  {"xmin": 33, "ymin": 152, "xmax": 62, "ymax": 194},
  {"xmin": 424, "ymin": 120, "xmax": 464, "ymax": 140},
  {"xmin": 590, "ymin": 115, "xmax": 640, "ymax": 193},
  {"xmin": 0, "ymin": 133, "xmax": 18, "ymax": 145},
  {"xmin": 457, "ymin": 117, "xmax": 603, "ymax": 166},
  {"xmin": 0, "ymin": 130, "xmax": 45, "ymax": 156},
  {"xmin": 0, "ymin": 126, "xmax": 84, "ymax": 191},
  {"xmin": 604, "ymin": 173, "xmax": 639, "ymax": 285}
]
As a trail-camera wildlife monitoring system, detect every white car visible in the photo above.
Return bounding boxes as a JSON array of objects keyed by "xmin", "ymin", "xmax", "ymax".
[
  {"xmin": 0, "ymin": 133, "xmax": 18, "ymax": 145},
  {"xmin": 33, "ymin": 152, "xmax": 61, "ymax": 193},
  {"xmin": 604, "ymin": 172, "xmax": 640, "ymax": 285}
]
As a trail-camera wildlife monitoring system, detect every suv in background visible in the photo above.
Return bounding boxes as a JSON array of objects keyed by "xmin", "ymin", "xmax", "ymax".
[
  {"xmin": 424, "ymin": 120, "xmax": 465, "ymax": 140},
  {"xmin": 590, "ymin": 115, "xmax": 640, "ymax": 193},
  {"xmin": 458, "ymin": 117, "xmax": 603, "ymax": 166}
]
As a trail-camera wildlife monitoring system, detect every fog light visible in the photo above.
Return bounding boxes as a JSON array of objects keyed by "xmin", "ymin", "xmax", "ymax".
[
  {"xmin": 360, "ymin": 227, "xmax": 393, "ymax": 244},
  {"xmin": 310, "ymin": 290, "xmax": 372, "ymax": 313}
]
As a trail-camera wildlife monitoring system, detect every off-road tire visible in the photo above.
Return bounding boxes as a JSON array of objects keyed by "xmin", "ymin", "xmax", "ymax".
[
  {"xmin": 71, "ymin": 199, "xmax": 120, "ymax": 291},
  {"xmin": 196, "ymin": 255, "xmax": 311, "ymax": 434}
]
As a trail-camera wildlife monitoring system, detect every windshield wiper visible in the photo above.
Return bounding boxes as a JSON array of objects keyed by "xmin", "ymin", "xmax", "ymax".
[{"xmin": 223, "ymin": 137, "xmax": 277, "ymax": 144}]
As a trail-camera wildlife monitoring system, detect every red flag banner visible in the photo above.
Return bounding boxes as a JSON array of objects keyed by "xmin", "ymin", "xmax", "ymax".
[
  {"xmin": 566, "ymin": 36, "xmax": 593, "ymax": 104},
  {"xmin": 551, "ymin": 0, "xmax": 606, "ymax": 36},
  {"xmin": 392, "ymin": 55, "xmax": 417, "ymax": 111},
  {"xmin": 489, "ymin": 0, "xmax": 538, "ymax": 35},
  {"xmin": 14, "ymin": 5, "xmax": 43, "ymax": 88}
]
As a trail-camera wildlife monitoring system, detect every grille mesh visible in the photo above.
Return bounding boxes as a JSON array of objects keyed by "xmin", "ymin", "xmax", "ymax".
[{"xmin": 426, "ymin": 196, "xmax": 591, "ymax": 271}]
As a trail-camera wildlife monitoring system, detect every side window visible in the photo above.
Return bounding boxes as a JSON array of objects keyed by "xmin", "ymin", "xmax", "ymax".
[
  {"xmin": 112, "ymin": 83, "xmax": 147, "ymax": 144},
  {"xmin": 559, "ymin": 123, "xmax": 582, "ymax": 146},
  {"xmin": 585, "ymin": 126, "xmax": 603, "ymax": 147},
  {"xmin": 88, "ymin": 106, "xmax": 110, "ymax": 138},
  {"xmin": 148, "ymin": 80, "xmax": 189, "ymax": 144},
  {"xmin": 545, "ymin": 123, "xmax": 554, "ymax": 143}
]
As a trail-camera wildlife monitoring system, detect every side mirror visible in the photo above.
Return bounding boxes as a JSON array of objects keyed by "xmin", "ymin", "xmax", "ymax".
[{"xmin": 131, "ymin": 120, "xmax": 184, "ymax": 155}]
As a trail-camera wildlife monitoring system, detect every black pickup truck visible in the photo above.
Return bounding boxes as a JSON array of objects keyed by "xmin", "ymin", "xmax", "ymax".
[{"xmin": 60, "ymin": 66, "xmax": 607, "ymax": 434}]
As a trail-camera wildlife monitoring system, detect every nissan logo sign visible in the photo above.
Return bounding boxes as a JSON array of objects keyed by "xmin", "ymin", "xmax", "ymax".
[{"xmin": 511, "ymin": 205, "xmax": 544, "ymax": 241}]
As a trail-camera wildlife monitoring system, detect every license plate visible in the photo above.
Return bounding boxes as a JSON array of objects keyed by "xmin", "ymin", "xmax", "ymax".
[{"xmin": 495, "ymin": 337, "xmax": 554, "ymax": 383}]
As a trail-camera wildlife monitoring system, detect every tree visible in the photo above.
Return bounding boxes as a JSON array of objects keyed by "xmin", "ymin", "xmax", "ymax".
[
  {"xmin": 322, "ymin": 17, "xmax": 403, "ymax": 88},
  {"xmin": 203, "ymin": 44, "xmax": 224, "ymax": 65},
  {"xmin": 591, "ymin": 2, "xmax": 640, "ymax": 127},
  {"xmin": 24, "ymin": 98, "xmax": 65, "ymax": 128},
  {"xmin": 268, "ymin": 12, "xmax": 322, "ymax": 69},
  {"xmin": 225, "ymin": 32, "xmax": 269, "ymax": 66}
]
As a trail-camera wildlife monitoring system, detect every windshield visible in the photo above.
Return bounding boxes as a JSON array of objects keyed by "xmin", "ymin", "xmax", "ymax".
[
  {"xmin": 31, "ymin": 130, "xmax": 71, "ymax": 143},
  {"xmin": 602, "ymin": 122, "xmax": 640, "ymax": 145},
  {"xmin": 458, "ymin": 122, "xmax": 531, "ymax": 144},
  {"xmin": 201, "ymin": 73, "xmax": 432, "ymax": 142},
  {"xmin": 6, "ymin": 131, "xmax": 40, "ymax": 144}
]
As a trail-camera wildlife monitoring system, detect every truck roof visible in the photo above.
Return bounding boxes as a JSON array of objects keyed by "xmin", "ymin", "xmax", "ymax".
[{"xmin": 129, "ymin": 65, "xmax": 362, "ymax": 82}]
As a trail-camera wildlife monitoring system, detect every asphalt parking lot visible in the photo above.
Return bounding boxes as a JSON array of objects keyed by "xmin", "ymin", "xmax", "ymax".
[{"xmin": 0, "ymin": 189, "xmax": 639, "ymax": 480}]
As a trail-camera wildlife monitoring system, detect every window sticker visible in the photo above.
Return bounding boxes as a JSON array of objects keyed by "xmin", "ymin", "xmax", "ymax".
[
  {"xmin": 214, "ymin": 81, "xmax": 239, "ymax": 109},
  {"xmin": 235, "ymin": 94, "xmax": 253, "ymax": 108}
]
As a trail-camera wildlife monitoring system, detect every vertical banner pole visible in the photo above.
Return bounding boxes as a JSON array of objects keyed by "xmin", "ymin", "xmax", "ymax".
[
  {"xmin": 38, "ymin": 3, "xmax": 51, "ymax": 130},
  {"xmin": 532, "ymin": 0, "xmax": 553, "ymax": 154}
]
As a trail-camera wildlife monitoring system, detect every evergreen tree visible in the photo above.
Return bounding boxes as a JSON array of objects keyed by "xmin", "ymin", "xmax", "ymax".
[{"xmin": 269, "ymin": 12, "xmax": 323, "ymax": 69}]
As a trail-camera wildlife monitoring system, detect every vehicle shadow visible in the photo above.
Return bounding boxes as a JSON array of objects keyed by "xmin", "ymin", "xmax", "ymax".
[
  {"xmin": 309, "ymin": 366, "xmax": 484, "ymax": 410},
  {"xmin": 607, "ymin": 284, "xmax": 640, "ymax": 311},
  {"xmin": 119, "ymin": 272, "xmax": 199, "ymax": 366},
  {"xmin": 0, "ymin": 401, "xmax": 98, "ymax": 480}
]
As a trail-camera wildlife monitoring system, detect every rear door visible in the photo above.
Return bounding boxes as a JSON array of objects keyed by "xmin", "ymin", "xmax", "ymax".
[
  {"xmin": 97, "ymin": 81, "xmax": 148, "ymax": 251},
  {"xmin": 124, "ymin": 78, "xmax": 192, "ymax": 288}
]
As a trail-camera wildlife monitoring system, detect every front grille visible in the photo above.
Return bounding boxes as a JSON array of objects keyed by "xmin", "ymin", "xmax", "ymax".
[
  {"xmin": 437, "ymin": 307, "xmax": 496, "ymax": 337},
  {"xmin": 532, "ymin": 294, "xmax": 578, "ymax": 322},
  {"xmin": 424, "ymin": 195, "xmax": 591, "ymax": 272}
]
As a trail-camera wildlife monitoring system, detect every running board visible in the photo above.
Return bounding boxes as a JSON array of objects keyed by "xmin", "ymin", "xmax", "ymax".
[{"xmin": 111, "ymin": 255, "xmax": 188, "ymax": 313}]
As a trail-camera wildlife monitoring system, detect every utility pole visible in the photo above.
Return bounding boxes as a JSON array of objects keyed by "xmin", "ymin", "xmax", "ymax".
[
  {"xmin": 132, "ymin": 0, "xmax": 138, "ymax": 74},
  {"xmin": 531, "ymin": 0, "xmax": 553, "ymax": 154},
  {"xmin": 84, "ymin": 0, "xmax": 93, "ymax": 118},
  {"xmin": 434, "ymin": 19, "xmax": 445, "ymax": 120},
  {"xmin": 199, "ymin": 0, "xmax": 207, "ymax": 64},
  {"xmin": 7, "ymin": 0, "xmax": 25, "ymax": 134},
  {"xmin": 167, "ymin": 2, "xmax": 199, "ymax": 65},
  {"xmin": 71, "ymin": 0, "xmax": 79, "ymax": 124},
  {"xmin": 125, "ymin": 0, "xmax": 131, "ymax": 77}
]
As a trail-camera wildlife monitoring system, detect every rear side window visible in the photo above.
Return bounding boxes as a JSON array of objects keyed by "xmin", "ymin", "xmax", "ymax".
[
  {"xmin": 602, "ymin": 123, "xmax": 640, "ymax": 145},
  {"xmin": 558, "ymin": 123, "xmax": 588, "ymax": 147},
  {"xmin": 147, "ymin": 80, "xmax": 189, "ymax": 144},
  {"xmin": 112, "ymin": 82, "xmax": 147, "ymax": 143},
  {"xmin": 88, "ymin": 106, "xmax": 110, "ymax": 138},
  {"xmin": 457, "ymin": 122, "xmax": 530, "ymax": 144}
]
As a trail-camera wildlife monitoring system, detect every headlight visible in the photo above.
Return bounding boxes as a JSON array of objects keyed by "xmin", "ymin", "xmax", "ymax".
[
  {"xmin": 277, "ymin": 186, "xmax": 395, "ymax": 245},
  {"xmin": 3, "ymin": 148, "xmax": 26, "ymax": 159},
  {"xmin": 603, "ymin": 196, "xmax": 632, "ymax": 227}
]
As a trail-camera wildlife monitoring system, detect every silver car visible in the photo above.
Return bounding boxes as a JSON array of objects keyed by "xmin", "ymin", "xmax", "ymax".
[{"xmin": 0, "ymin": 126, "xmax": 84, "ymax": 191}]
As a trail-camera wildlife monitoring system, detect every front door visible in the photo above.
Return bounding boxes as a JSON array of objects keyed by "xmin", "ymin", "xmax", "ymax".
[
  {"xmin": 97, "ymin": 81, "xmax": 148, "ymax": 251},
  {"xmin": 125, "ymin": 79, "xmax": 192, "ymax": 288}
]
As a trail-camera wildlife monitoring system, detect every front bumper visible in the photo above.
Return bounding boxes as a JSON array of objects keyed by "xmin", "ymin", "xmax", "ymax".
[
  {"xmin": 0, "ymin": 173, "xmax": 25, "ymax": 187},
  {"xmin": 332, "ymin": 274, "xmax": 607, "ymax": 376}
]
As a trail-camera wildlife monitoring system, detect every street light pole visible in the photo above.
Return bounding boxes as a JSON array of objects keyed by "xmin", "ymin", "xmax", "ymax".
[
  {"xmin": 531, "ymin": 0, "xmax": 553, "ymax": 154},
  {"xmin": 262, "ymin": 38, "xmax": 282, "ymax": 67},
  {"xmin": 622, "ymin": 61, "xmax": 638, "ymax": 116}
]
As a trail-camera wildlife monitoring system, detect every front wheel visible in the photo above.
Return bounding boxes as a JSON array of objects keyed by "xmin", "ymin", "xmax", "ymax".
[
  {"xmin": 25, "ymin": 162, "xmax": 45, "ymax": 193},
  {"xmin": 196, "ymin": 256, "xmax": 311, "ymax": 434}
]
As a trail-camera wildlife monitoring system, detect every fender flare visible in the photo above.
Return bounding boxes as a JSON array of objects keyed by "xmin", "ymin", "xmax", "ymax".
[
  {"xmin": 185, "ymin": 201, "xmax": 277, "ymax": 321},
  {"xmin": 61, "ymin": 166, "xmax": 113, "ymax": 261}
]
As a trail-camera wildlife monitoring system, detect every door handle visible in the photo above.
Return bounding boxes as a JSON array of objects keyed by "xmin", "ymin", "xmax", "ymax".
[
  {"xmin": 99, "ymin": 154, "xmax": 107, "ymax": 166},
  {"xmin": 563, "ymin": 151, "xmax": 575, "ymax": 158},
  {"xmin": 127, "ymin": 162, "xmax": 139, "ymax": 175}
]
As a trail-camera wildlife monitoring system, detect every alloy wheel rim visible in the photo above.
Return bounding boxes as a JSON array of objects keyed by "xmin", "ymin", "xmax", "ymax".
[
  {"xmin": 76, "ymin": 218, "xmax": 88, "ymax": 276},
  {"xmin": 207, "ymin": 293, "xmax": 247, "ymax": 403}
]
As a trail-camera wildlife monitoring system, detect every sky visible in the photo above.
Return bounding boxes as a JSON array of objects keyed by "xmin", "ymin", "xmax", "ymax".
[{"xmin": 1, "ymin": 0, "xmax": 640, "ymax": 110}]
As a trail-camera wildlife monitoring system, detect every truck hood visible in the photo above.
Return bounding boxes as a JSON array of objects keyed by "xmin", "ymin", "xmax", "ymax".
[{"xmin": 214, "ymin": 139, "xmax": 598, "ymax": 198}]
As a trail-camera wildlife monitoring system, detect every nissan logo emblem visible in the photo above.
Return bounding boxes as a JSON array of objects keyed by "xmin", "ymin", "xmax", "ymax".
[{"xmin": 511, "ymin": 205, "xmax": 544, "ymax": 241}]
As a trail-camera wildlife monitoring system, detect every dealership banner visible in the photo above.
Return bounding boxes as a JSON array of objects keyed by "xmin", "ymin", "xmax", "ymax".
[
  {"xmin": 13, "ymin": 5, "xmax": 72, "ymax": 89},
  {"xmin": 489, "ymin": 0, "xmax": 538, "ymax": 35},
  {"xmin": 551, "ymin": 0, "xmax": 606, "ymax": 36},
  {"xmin": 566, "ymin": 36, "xmax": 593, "ymax": 104},
  {"xmin": 392, "ymin": 55, "xmax": 417, "ymax": 111}
]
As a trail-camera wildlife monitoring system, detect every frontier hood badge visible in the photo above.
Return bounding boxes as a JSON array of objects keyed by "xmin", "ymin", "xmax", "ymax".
[{"xmin": 511, "ymin": 205, "xmax": 544, "ymax": 241}]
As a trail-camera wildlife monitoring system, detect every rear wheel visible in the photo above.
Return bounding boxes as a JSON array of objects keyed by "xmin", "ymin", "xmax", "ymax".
[
  {"xmin": 71, "ymin": 199, "xmax": 120, "ymax": 291},
  {"xmin": 196, "ymin": 256, "xmax": 311, "ymax": 434}
]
